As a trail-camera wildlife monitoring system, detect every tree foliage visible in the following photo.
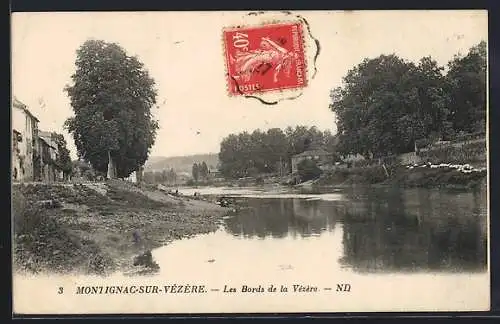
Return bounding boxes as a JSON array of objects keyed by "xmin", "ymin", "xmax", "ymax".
[
  {"xmin": 330, "ymin": 41, "xmax": 487, "ymax": 159},
  {"xmin": 199, "ymin": 161, "xmax": 209, "ymax": 179},
  {"xmin": 64, "ymin": 39, "xmax": 159, "ymax": 178},
  {"xmin": 297, "ymin": 159, "xmax": 323, "ymax": 182},
  {"xmin": 446, "ymin": 41, "xmax": 487, "ymax": 133},
  {"xmin": 50, "ymin": 133, "xmax": 73, "ymax": 177},
  {"xmin": 143, "ymin": 168, "xmax": 177, "ymax": 184},
  {"xmin": 219, "ymin": 126, "xmax": 338, "ymax": 179},
  {"xmin": 72, "ymin": 160, "xmax": 97, "ymax": 181},
  {"xmin": 192, "ymin": 163, "xmax": 200, "ymax": 182}
]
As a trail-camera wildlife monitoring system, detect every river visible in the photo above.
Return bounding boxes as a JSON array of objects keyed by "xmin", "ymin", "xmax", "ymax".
[
  {"xmin": 13, "ymin": 186, "xmax": 490, "ymax": 314},
  {"xmin": 172, "ymin": 185, "xmax": 488, "ymax": 275},
  {"xmin": 150, "ymin": 186, "xmax": 489, "ymax": 312}
]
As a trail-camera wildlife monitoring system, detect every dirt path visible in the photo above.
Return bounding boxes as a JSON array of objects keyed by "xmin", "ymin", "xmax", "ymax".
[{"xmin": 12, "ymin": 180, "xmax": 229, "ymax": 276}]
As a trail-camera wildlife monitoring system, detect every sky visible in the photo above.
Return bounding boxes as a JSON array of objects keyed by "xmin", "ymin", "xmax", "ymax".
[{"xmin": 11, "ymin": 10, "xmax": 487, "ymax": 160}]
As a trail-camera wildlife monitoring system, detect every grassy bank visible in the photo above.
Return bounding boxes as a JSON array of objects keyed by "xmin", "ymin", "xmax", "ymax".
[
  {"xmin": 315, "ymin": 164, "xmax": 487, "ymax": 190},
  {"xmin": 12, "ymin": 180, "xmax": 228, "ymax": 276}
]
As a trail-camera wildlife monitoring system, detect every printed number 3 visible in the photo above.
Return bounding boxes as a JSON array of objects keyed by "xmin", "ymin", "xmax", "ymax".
[{"xmin": 58, "ymin": 287, "xmax": 64, "ymax": 294}]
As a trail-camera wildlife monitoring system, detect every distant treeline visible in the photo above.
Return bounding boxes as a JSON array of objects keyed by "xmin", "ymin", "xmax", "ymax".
[
  {"xmin": 143, "ymin": 168, "xmax": 177, "ymax": 184},
  {"xmin": 331, "ymin": 41, "xmax": 486, "ymax": 159},
  {"xmin": 218, "ymin": 126, "xmax": 338, "ymax": 179}
]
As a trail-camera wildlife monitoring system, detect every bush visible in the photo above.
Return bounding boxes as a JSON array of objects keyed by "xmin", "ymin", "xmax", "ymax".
[{"xmin": 297, "ymin": 159, "xmax": 323, "ymax": 181}]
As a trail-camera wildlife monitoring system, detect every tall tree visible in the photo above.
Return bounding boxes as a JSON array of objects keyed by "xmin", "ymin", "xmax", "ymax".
[
  {"xmin": 64, "ymin": 39, "xmax": 159, "ymax": 178},
  {"xmin": 199, "ymin": 161, "xmax": 209, "ymax": 179},
  {"xmin": 161, "ymin": 169, "xmax": 167, "ymax": 183},
  {"xmin": 395, "ymin": 56, "xmax": 449, "ymax": 150},
  {"xmin": 446, "ymin": 40, "xmax": 487, "ymax": 133},
  {"xmin": 330, "ymin": 43, "xmax": 486, "ymax": 160},
  {"xmin": 192, "ymin": 163, "xmax": 199, "ymax": 182},
  {"xmin": 50, "ymin": 132, "xmax": 73, "ymax": 179},
  {"xmin": 168, "ymin": 168, "xmax": 177, "ymax": 184},
  {"xmin": 330, "ymin": 54, "xmax": 455, "ymax": 158}
]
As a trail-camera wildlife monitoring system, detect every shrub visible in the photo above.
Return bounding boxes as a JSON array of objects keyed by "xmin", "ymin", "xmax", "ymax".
[{"xmin": 297, "ymin": 159, "xmax": 323, "ymax": 181}]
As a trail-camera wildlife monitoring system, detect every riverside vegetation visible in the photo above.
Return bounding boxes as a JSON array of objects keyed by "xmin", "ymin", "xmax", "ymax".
[
  {"xmin": 12, "ymin": 180, "xmax": 228, "ymax": 276},
  {"xmin": 215, "ymin": 41, "xmax": 487, "ymax": 189}
]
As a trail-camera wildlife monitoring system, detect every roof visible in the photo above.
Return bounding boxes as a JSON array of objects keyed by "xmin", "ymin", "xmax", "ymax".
[
  {"xmin": 39, "ymin": 134, "xmax": 58, "ymax": 150},
  {"xmin": 292, "ymin": 149, "xmax": 332, "ymax": 158},
  {"xmin": 12, "ymin": 97, "xmax": 40, "ymax": 122},
  {"xmin": 38, "ymin": 131, "xmax": 53, "ymax": 138}
]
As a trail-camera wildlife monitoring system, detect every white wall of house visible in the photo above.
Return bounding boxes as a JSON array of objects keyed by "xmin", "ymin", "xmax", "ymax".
[{"xmin": 12, "ymin": 101, "xmax": 38, "ymax": 181}]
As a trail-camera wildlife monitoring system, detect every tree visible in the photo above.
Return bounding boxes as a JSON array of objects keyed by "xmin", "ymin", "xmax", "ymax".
[
  {"xmin": 330, "ymin": 54, "xmax": 419, "ymax": 158},
  {"xmin": 50, "ymin": 132, "xmax": 73, "ymax": 179},
  {"xmin": 330, "ymin": 53, "xmax": 456, "ymax": 158},
  {"xmin": 199, "ymin": 161, "xmax": 209, "ymax": 179},
  {"xmin": 161, "ymin": 169, "xmax": 167, "ymax": 183},
  {"xmin": 64, "ymin": 39, "xmax": 159, "ymax": 178},
  {"xmin": 168, "ymin": 168, "xmax": 177, "ymax": 184},
  {"xmin": 143, "ymin": 171, "xmax": 155, "ymax": 183},
  {"xmin": 446, "ymin": 41, "xmax": 487, "ymax": 133},
  {"xmin": 218, "ymin": 126, "xmax": 338, "ymax": 178},
  {"xmin": 192, "ymin": 163, "xmax": 199, "ymax": 182},
  {"xmin": 154, "ymin": 171, "xmax": 163, "ymax": 183},
  {"xmin": 330, "ymin": 42, "xmax": 487, "ymax": 160}
]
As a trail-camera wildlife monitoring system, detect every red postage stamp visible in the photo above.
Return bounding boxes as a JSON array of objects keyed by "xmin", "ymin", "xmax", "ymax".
[{"xmin": 223, "ymin": 22, "xmax": 307, "ymax": 96}]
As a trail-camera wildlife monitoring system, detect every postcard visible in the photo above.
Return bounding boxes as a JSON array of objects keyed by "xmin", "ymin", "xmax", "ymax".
[{"xmin": 11, "ymin": 10, "xmax": 489, "ymax": 315}]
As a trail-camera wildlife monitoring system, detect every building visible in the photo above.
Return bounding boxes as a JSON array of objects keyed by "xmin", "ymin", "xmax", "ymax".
[
  {"xmin": 207, "ymin": 168, "xmax": 225, "ymax": 183},
  {"xmin": 291, "ymin": 149, "xmax": 333, "ymax": 174},
  {"xmin": 208, "ymin": 168, "xmax": 221, "ymax": 178},
  {"xmin": 12, "ymin": 97, "xmax": 40, "ymax": 182},
  {"xmin": 38, "ymin": 131, "xmax": 61, "ymax": 182}
]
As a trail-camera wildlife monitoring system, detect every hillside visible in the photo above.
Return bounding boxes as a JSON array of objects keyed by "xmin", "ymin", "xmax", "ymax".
[{"xmin": 144, "ymin": 153, "xmax": 219, "ymax": 173}]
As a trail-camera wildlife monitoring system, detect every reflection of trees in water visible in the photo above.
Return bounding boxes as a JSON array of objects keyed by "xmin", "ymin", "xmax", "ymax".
[
  {"xmin": 223, "ymin": 198, "xmax": 340, "ymax": 239},
  {"xmin": 339, "ymin": 188, "xmax": 488, "ymax": 273}
]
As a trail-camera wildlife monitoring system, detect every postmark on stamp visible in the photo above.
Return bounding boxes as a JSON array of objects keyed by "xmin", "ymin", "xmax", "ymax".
[{"xmin": 223, "ymin": 21, "xmax": 308, "ymax": 100}]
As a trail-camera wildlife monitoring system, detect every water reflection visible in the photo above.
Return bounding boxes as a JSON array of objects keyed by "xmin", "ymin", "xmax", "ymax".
[
  {"xmin": 339, "ymin": 188, "xmax": 487, "ymax": 273},
  {"xmin": 223, "ymin": 198, "xmax": 339, "ymax": 238},
  {"xmin": 222, "ymin": 187, "xmax": 487, "ymax": 273}
]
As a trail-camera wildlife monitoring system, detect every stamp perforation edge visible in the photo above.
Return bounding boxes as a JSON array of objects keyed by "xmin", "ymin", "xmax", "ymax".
[{"xmin": 221, "ymin": 17, "xmax": 311, "ymax": 99}]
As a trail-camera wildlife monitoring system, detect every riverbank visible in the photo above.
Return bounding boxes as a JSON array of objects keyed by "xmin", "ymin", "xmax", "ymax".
[
  {"xmin": 314, "ymin": 163, "xmax": 487, "ymax": 190},
  {"xmin": 12, "ymin": 180, "xmax": 229, "ymax": 276}
]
